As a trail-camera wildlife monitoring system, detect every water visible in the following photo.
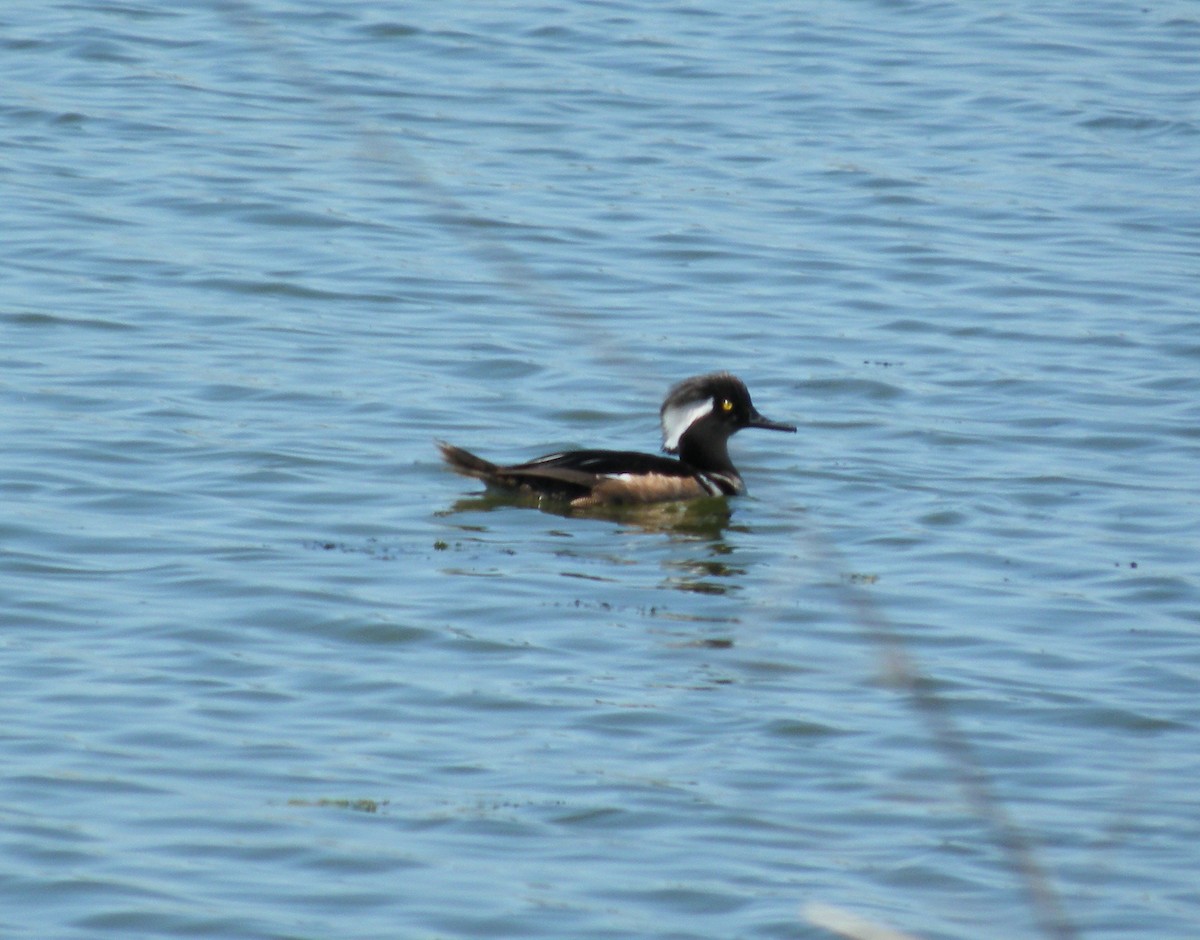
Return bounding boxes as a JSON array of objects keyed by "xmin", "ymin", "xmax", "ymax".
[{"xmin": 3, "ymin": 2, "xmax": 1199, "ymax": 938}]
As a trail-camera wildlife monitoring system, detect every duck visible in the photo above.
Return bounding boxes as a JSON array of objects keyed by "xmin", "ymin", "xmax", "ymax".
[{"xmin": 437, "ymin": 372, "xmax": 794, "ymax": 508}]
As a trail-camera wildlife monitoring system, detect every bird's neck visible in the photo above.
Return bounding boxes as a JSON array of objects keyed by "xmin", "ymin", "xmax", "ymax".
[{"xmin": 679, "ymin": 430, "xmax": 736, "ymax": 477}]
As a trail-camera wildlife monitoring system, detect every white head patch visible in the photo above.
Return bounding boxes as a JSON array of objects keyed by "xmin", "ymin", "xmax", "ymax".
[{"xmin": 661, "ymin": 397, "xmax": 714, "ymax": 453}]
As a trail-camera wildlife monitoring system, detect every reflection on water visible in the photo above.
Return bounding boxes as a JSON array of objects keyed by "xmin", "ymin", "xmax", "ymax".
[
  {"xmin": 662, "ymin": 553, "xmax": 746, "ymax": 596},
  {"xmin": 440, "ymin": 489, "xmax": 758, "ymax": 596}
]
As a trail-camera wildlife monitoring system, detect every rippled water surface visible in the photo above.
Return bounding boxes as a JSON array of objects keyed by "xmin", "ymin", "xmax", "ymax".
[{"xmin": 4, "ymin": 3, "xmax": 1199, "ymax": 938}]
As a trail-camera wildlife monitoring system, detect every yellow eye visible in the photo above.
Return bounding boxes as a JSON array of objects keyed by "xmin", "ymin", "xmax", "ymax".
[{"xmin": 721, "ymin": 399, "xmax": 734, "ymax": 412}]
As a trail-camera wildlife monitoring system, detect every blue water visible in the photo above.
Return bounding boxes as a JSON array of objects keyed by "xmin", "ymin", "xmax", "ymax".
[{"xmin": 4, "ymin": 2, "xmax": 1199, "ymax": 938}]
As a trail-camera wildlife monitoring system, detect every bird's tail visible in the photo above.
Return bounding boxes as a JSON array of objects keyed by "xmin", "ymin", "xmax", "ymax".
[{"xmin": 436, "ymin": 440, "xmax": 501, "ymax": 482}]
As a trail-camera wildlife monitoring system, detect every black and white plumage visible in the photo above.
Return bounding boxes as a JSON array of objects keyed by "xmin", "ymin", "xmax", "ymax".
[{"xmin": 438, "ymin": 372, "xmax": 795, "ymax": 508}]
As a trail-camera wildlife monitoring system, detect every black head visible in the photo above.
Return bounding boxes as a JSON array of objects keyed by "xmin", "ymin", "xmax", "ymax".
[{"xmin": 659, "ymin": 372, "xmax": 796, "ymax": 457}]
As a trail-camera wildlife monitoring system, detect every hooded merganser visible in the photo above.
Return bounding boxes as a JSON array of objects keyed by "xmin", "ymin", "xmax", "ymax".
[{"xmin": 437, "ymin": 372, "xmax": 795, "ymax": 508}]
